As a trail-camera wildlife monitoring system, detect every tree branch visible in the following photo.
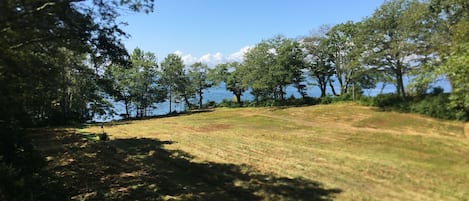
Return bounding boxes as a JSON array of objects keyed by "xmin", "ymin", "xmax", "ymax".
[{"xmin": 9, "ymin": 36, "xmax": 56, "ymax": 50}]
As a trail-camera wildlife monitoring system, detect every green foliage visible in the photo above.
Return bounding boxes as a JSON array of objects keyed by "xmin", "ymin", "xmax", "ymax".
[
  {"xmin": 0, "ymin": 0, "xmax": 155, "ymax": 200},
  {"xmin": 160, "ymin": 54, "xmax": 191, "ymax": 113},
  {"xmin": 209, "ymin": 62, "xmax": 247, "ymax": 104},
  {"xmin": 303, "ymin": 27, "xmax": 335, "ymax": 97},
  {"xmin": 438, "ymin": 43, "xmax": 469, "ymax": 115},
  {"xmin": 218, "ymin": 99, "xmax": 248, "ymax": 108},
  {"xmin": 188, "ymin": 62, "xmax": 211, "ymax": 108},
  {"xmin": 427, "ymin": 0, "xmax": 469, "ymax": 117},
  {"xmin": 318, "ymin": 96, "xmax": 334, "ymax": 105},
  {"xmin": 326, "ymin": 21, "xmax": 363, "ymax": 95},
  {"xmin": 104, "ymin": 48, "xmax": 165, "ymax": 118},
  {"xmin": 243, "ymin": 36, "xmax": 306, "ymax": 101},
  {"xmin": 363, "ymin": 88, "xmax": 468, "ymax": 120},
  {"xmin": 203, "ymin": 101, "xmax": 218, "ymax": 108},
  {"xmin": 371, "ymin": 93, "xmax": 409, "ymax": 111},
  {"xmin": 104, "ymin": 63, "xmax": 135, "ymax": 117},
  {"xmin": 361, "ymin": 0, "xmax": 432, "ymax": 97},
  {"xmin": 410, "ymin": 93, "xmax": 467, "ymax": 121},
  {"xmin": 0, "ymin": 0, "xmax": 155, "ymax": 125},
  {"xmin": 130, "ymin": 48, "xmax": 166, "ymax": 117}
]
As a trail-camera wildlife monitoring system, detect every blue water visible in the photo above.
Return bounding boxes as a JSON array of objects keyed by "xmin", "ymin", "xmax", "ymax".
[{"xmin": 94, "ymin": 77, "xmax": 451, "ymax": 122}]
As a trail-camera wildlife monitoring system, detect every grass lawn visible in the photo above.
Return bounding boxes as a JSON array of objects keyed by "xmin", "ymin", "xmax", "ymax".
[{"xmin": 32, "ymin": 103, "xmax": 469, "ymax": 201}]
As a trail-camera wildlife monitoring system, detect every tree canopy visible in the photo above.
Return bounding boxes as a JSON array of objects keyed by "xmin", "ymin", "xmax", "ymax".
[{"xmin": 0, "ymin": 0, "xmax": 154, "ymax": 125}]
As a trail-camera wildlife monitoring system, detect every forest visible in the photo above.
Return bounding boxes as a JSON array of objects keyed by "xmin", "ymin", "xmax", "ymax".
[{"xmin": 0, "ymin": 0, "xmax": 468, "ymax": 200}]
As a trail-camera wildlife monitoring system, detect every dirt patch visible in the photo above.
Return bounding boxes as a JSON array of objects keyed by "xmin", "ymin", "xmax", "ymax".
[{"xmin": 188, "ymin": 124, "xmax": 231, "ymax": 132}]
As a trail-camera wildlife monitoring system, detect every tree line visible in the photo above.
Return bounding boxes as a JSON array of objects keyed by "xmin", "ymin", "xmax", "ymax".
[
  {"xmin": 219, "ymin": 0, "xmax": 468, "ymax": 117},
  {"xmin": 104, "ymin": 49, "xmax": 213, "ymax": 118},
  {"xmin": 214, "ymin": 0, "xmax": 467, "ymax": 110},
  {"xmin": 105, "ymin": 0, "xmax": 468, "ymax": 119}
]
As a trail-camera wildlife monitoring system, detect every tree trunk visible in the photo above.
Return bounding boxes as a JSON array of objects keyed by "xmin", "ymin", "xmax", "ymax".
[
  {"xmin": 279, "ymin": 86, "xmax": 285, "ymax": 102},
  {"xmin": 235, "ymin": 92, "xmax": 242, "ymax": 105},
  {"xmin": 336, "ymin": 47, "xmax": 345, "ymax": 95},
  {"xmin": 395, "ymin": 68, "xmax": 406, "ymax": 97},
  {"xmin": 317, "ymin": 76, "xmax": 327, "ymax": 97},
  {"xmin": 329, "ymin": 79, "xmax": 338, "ymax": 96},
  {"xmin": 295, "ymin": 84, "xmax": 306, "ymax": 99},
  {"xmin": 198, "ymin": 89, "xmax": 203, "ymax": 109},
  {"xmin": 338, "ymin": 76, "xmax": 345, "ymax": 95},
  {"xmin": 380, "ymin": 82, "xmax": 386, "ymax": 95},
  {"xmin": 62, "ymin": 65, "xmax": 67, "ymax": 124},
  {"xmin": 168, "ymin": 87, "xmax": 172, "ymax": 114},
  {"xmin": 343, "ymin": 76, "xmax": 352, "ymax": 95},
  {"xmin": 320, "ymin": 85, "xmax": 326, "ymax": 97},
  {"xmin": 184, "ymin": 96, "xmax": 191, "ymax": 110},
  {"xmin": 397, "ymin": 74, "xmax": 406, "ymax": 97},
  {"xmin": 395, "ymin": 61, "xmax": 406, "ymax": 97},
  {"xmin": 124, "ymin": 98, "xmax": 130, "ymax": 118}
]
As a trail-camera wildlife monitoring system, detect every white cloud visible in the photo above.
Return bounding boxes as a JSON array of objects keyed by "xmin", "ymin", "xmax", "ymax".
[
  {"xmin": 227, "ymin": 45, "xmax": 253, "ymax": 62},
  {"xmin": 182, "ymin": 54, "xmax": 198, "ymax": 65},
  {"xmin": 173, "ymin": 50, "xmax": 183, "ymax": 55},
  {"xmin": 199, "ymin": 52, "xmax": 224, "ymax": 66},
  {"xmin": 171, "ymin": 46, "xmax": 253, "ymax": 67},
  {"xmin": 173, "ymin": 50, "xmax": 198, "ymax": 65}
]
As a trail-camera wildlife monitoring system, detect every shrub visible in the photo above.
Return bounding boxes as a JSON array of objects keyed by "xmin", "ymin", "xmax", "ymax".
[
  {"xmin": 411, "ymin": 93, "xmax": 468, "ymax": 121},
  {"xmin": 218, "ymin": 99, "xmax": 247, "ymax": 108},
  {"xmin": 319, "ymin": 96, "xmax": 333, "ymax": 104},
  {"xmin": 204, "ymin": 101, "xmax": 217, "ymax": 108},
  {"xmin": 372, "ymin": 93, "xmax": 409, "ymax": 111},
  {"xmin": 285, "ymin": 96, "xmax": 318, "ymax": 106},
  {"xmin": 358, "ymin": 96, "xmax": 374, "ymax": 106}
]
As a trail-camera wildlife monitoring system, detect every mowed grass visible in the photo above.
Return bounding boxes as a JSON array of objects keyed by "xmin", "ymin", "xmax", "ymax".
[{"xmin": 71, "ymin": 103, "xmax": 468, "ymax": 200}]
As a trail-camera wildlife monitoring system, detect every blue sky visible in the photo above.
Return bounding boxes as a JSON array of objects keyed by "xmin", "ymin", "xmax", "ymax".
[{"xmin": 121, "ymin": 0, "xmax": 384, "ymax": 65}]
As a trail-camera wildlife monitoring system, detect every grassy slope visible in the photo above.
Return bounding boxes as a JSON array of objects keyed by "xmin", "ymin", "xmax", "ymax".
[{"xmin": 48, "ymin": 103, "xmax": 468, "ymax": 200}]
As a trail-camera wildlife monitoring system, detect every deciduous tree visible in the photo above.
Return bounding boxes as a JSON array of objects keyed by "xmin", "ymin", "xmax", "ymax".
[
  {"xmin": 209, "ymin": 62, "xmax": 247, "ymax": 104},
  {"xmin": 160, "ymin": 54, "xmax": 187, "ymax": 113},
  {"xmin": 188, "ymin": 62, "xmax": 211, "ymax": 108},
  {"xmin": 360, "ymin": 0, "xmax": 430, "ymax": 97}
]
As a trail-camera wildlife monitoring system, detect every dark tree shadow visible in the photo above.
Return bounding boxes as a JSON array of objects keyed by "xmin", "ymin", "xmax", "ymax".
[{"xmin": 31, "ymin": 129, "xmax": 341, "ymax": 201}]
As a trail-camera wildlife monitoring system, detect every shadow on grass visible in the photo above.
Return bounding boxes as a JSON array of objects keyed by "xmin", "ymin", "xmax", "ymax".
[{"xmin": 31, "ymin": 129, "xmax": 341, "ymax": 201}]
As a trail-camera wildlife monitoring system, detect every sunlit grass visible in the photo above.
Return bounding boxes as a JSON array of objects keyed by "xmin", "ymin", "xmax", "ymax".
[{"xmin": 80, "ymin": 103, "xmax": 469, "ymax": 200}]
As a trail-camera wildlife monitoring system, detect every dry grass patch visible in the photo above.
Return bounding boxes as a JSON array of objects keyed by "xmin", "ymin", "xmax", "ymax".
[{"xmin": 35, "ymin": 103, "xmax": 469, "ymax": 201}]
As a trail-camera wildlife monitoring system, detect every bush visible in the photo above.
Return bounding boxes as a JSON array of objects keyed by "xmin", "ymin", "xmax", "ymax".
[
  {"xmin": 285, "ymin": 96, "xmax": 318, "ymax": 106},
  {"xmin": 332, "ymin": 94, "xmax": 352, "ymax": 103},
  {"xmin": 411, "ymin": 93, "xmax": 468, "ymax": 121},
  {"xmin": 360, "ymin": 88, "xmax": 468, "ymax": 121},
  {"xmin": 358, "ymin": 96, "xmax": 374, "ymax": 106},
  {"xmin": 371, "ymin": 93, "xmax": 409, "ymax": 111},
  {"xmin": 203, "ymin": 101, "xmax": 217, "ymax": 108},
  {"xmin": 218, "ymin": 99, "xmax": 247, "ymax": 108},
  {"xmin": 319, "ymin": 96, "xmax": 333, "ymax": 104}
]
